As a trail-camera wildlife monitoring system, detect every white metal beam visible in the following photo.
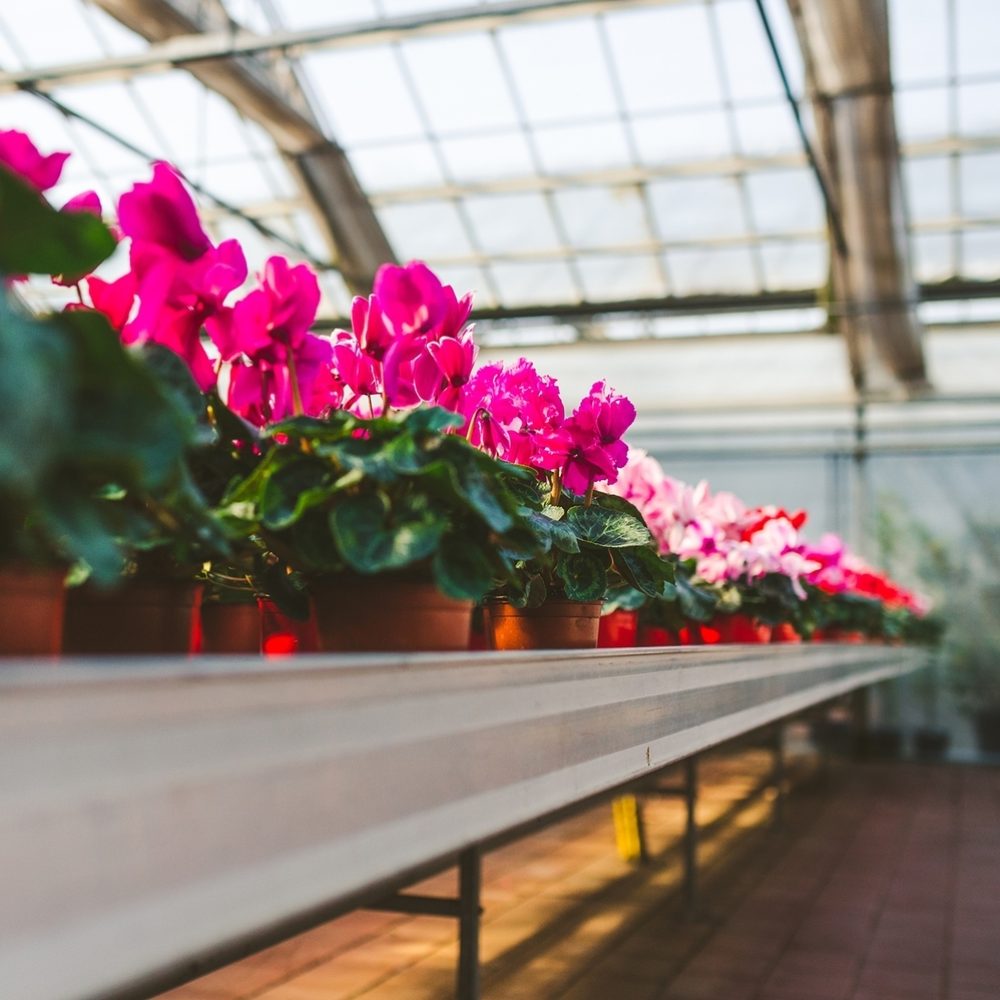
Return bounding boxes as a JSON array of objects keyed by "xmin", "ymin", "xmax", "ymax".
[
  {"xmin": 92, "ymin": 0, "xmax": 395, "ymax": 292},
  {"xmin": 0, "ymin": 644, "xmax": 923, "ymax": 1000},
  {"xmin": 0, "ymin": 0, "xmax": 673, "ymax": 92}
]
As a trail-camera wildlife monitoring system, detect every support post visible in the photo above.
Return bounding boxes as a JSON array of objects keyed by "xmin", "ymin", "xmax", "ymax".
[
  {"xmin": 683, "ymin": 755, "xmax": 698, "ymax": 915},
  {"xmin": 772, "ymin": 723, "xmax": 786, "ymax": 828},
  {"xmin": 456, "ymin": 846, "xmax": 481, "ymax": 1000}
]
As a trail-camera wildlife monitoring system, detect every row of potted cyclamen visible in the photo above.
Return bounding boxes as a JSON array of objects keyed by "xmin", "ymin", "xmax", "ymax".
[{"xmin": 0, "ymin": 129, "xmax": 933, "ymax": 658}]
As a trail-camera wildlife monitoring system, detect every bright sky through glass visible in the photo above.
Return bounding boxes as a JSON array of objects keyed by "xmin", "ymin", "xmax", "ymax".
[{"xmin": 0, "ymin": 0, "xmax": 997, "ymax": 339}]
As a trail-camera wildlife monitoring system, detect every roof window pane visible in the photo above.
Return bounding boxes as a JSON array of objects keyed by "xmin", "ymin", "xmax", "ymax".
[
  {"xmin": 889, "ymin": 0, "xmax": 949, "ymax": 86},
  {"xmin": 746, "ymin": 170, "xmax": 824, "ymax": 235},
  {"xmin": 904, "ymin": 157, "xmax": 953, "ymax": 224},
  {"xmin": 604, "ymin": 4, "xmax": 723, "ymax": 113},
  {"xmin": 499, "ymin": 18, "xmax": 617, "ymax": 125},
  {"xmin": 733, "ymin": 103, "xmax": 801, "ymax": 157},
  {"xmin": 376, "ymin": 200, "xmax": 474, "ymax": 259},
  {"xmin": 912, "ymin": 232, "xmax": 956, "ymax": 282},
  {"xmin": 895, "ymin": 87, "xmax": 951, "ymax": 145},
  {"xmin": 960, "ymin": 153, "xmax": 1000, "ymax": 219},
  {"xmin": 665, "ymin": 247, "xmax": 760, "ymax": 295},
  {"xmin": 402, "ymin": 34, "xmax": 518, "ymax": 133},
  {"xmin": 489, "ymin": 260, "xmax": 577, "ymax": 306},
  {"xmin": 956, "ymin": 0, "xmax": 1000, "ymax": 78},
  {"xmin": 649, "ymin": 177, "xmax": 748, "ymax": 241},
  {"xmin": 714, "ymin": 0, "xmax": 785, "ymax": 102},
  {"xmin": 350, "ymin": 140, "xmax": 445, "ymax": 192},
  {"xmin": 575, "ymin": 255, "xmax": 665, "ymax": 300},
  {"xmin": 759, "ymin": 240, "xmax": 827, "ymax": 289},
  {"xmin": 534, "ymin": 121, "xmax": 632, "ymax": 173},
  {"xmin": 631, "ymin": 111, "xmax": 732, "ymax": 164},
  {"xmin": 438, "ymin": 131, "xmax": 535, "ymax": 183},
  {"xmin": 961, "ymin": 228, "xmax": 1000, "ymax": 279},
  {"xmin": 305, "ymin": 48, "xmax": 424, "ymax": 144},
  {"xmin": 553, "ymin": 186, "xmax": 652, "ymax": 249},
  {"xmin": 463, "ymin": 193, "xmax": 563, "ymax": 255}
]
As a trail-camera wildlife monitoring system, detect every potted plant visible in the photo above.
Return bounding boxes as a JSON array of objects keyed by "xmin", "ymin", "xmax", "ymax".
[
  {"xmin": 220, "ymin": 406, "xmax": 540, "ymax": 651},
  {"xmin": 0, "ymin": 132, "xmax": 207, "ymax": 656},
  {"xmin": 451, "ymin": 365, "xmax": 672, "ymax": 650}
]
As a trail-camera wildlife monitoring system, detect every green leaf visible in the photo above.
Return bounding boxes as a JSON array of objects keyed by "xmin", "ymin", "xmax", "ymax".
[
  {"xmin": 556, "ymin": 550, "xmax": 608, "ymax": 602},
  {"xmin": 134, "ymin": 342, "xmax": 211, "ymax": 440},
  {"xmin": 527, "ymin": 512, "xmax": 579, "ymax": 554},
  {"xmin": 677, "ymin": 575, "xmax": 718, "ymax": 623},
  {"xmin": 432, "ymin": 540, "xmax": 495, "ymax": 601},
  {"xmin": 287, "ymin": 510, "xmax": 344, "ymax": 573},
  {"xmin": 60, "ymin": 311, "xmax": 191, "ymax": 491},
  {"xmin": 564, "ymin": 505, "xmax": 653, "ymax": 548},
  {"xmin": 0, "ymin": 167, "xmax": 116, "ymax": 278},
  {"xmin": 330, "ymin": 492, "xmax": 445, "ymax": 573},
  {"xmin": 259, "ymin": 457, "xmax": 332, "ymax": 529},
  {"xmin": 510, "ymin": 573, "xmax": 547, "ymax": 609},
  {"xmin": 614, "ymin": 546, "xmax": 675, "ymax": 598},
  {"xmin": 260, "ymin": 561, "xmax": 311, "ymax": 620},
  {"xmin": 401, "ymin": 406, "xmax": 464, "ymax": 436}
]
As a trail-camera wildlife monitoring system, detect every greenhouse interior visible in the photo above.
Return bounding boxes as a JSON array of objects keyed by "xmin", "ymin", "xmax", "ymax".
[{"xmin": 1, "ymin": 0, "xmax": 999, "ymax": 998}]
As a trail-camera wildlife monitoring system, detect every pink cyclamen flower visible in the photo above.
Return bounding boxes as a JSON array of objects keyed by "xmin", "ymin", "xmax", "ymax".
[
  {"xmin": 560, "ymin": 380, "xmax": 636, "ymax": 494},
  {"xmin": 118, "ymin": 162, "xmax": 212, "ymax": 261},
  {"xmin": 211, "ymin": 255, "xmax": 320, "ymax": 363},
  {"xmin": 458, "ymin": 358, "xmax": 571, "ymax": 471},
  {"xmin": 373, "ymin": 261, "xmax": 473, "ymax": 341},
  {"xmin": 415, "ymin": 329, "xmax": 478, "ymax": 410},
  {"xmin": 86, "ymin": 272, "xmax": 137, "ymax": 331},
  {"xmin": 118, "ymin": 164, "xmax": 248, "ymax": 391},
  {"xmin": 0, "ymin": 129, "xmax": 69, "ymax": 192}
]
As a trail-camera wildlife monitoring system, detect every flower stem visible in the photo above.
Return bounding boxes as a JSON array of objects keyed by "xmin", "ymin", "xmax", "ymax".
[
  {"xmin": 550, "ymin": 469, "xmax": 562, "ymax": 507},
  {"xmin": 287, "ymin": 353, "xmax": 304, "ymax": 417},
  {"xmin": 584, "ymin": 481, "xmax": 595, "ymax": 507}
]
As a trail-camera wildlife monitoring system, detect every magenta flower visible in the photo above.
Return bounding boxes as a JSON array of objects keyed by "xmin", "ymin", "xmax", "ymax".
[
  {"xmin": 415, "ymin": 329, "xmax": 478, "ymax": 410},
  {"xmin": 118, "ymin": 165, "xmax": 248, "ymax": 391},
  {"xmin": 332, "ymin": 334, "xmax": 382, "ymax": 406},
  {"xmin": 118, "ymin": 162, "xmax": 212, "ymax": 262},
  {"xmin": 373, "ymin": 261, "xmax": 472, "ymax": 341},
  {"xmin": 350, "ymin": 294, "xmax": 393, "ymax": 361},
  {"xmin": 227, "ymin": 332, "xmax": 334, "ymax": 427},
  {"xmin": 0, "ymin": 129, "xmax": 69, "ymax": 192},
  {"xmin": 560, "ymin": 381, "xmax": 636, "ymax": 494},
  {"xmin": 211, "ymin": 256, "xmax": 320, "ymax": 363},
  {"xmin": 458, "ymin": 358, "xmax": 570, "ymax": 470},
  {"xmin": 86, "ymin": 272, "xmax": 136, "ymax": 331}
]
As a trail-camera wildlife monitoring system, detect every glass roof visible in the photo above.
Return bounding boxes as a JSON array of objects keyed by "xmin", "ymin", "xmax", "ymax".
[{"xmin": 0, "ymin": 0, "xmax": 997, "ymax": 335}]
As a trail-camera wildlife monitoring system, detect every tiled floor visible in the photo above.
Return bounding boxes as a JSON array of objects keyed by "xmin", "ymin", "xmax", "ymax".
[{"xmin": 157, "ymin": 753, "xmax": 1000, "ymax": 1000}]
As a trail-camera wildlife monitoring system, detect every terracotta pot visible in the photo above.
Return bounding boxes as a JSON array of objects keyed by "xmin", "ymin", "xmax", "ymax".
[
  {"xmin": 259, "ymin": 598, "xmax": 319, "ymax": 656},
  {"xmin": 597, "ymin": 609, "xmax": 639, "ymax": 648},
  {"xmin": 311, "ymin": 577, "xmax": 471, "ymax": 653},
  {"xmin": 199, "ymin": 601, "xmax": 261, "ymax": 654},
  {"xmin": 485, "ymin": 599, "xmax": 602, "ymax": 651},
  {"xmin": 716, "ymin": 614, "xmax": 772, "ymax": 644},
  {"xmin": 62, "ymin": 579, "xmax": 202, "ymax": 655},
  {"xmin": 770, "ymin": 622, "xmax": 802, "ymax": 643},
  {"xmin": 638, "ymin": 625, "xmax": 679, "ymax": 647},
  {"xmin": 0, "ymin": 567, "xmax": 65, "ymax": 657}
]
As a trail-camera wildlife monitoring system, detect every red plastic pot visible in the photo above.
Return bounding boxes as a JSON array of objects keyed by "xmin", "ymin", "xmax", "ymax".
[
  {"xmin": 597, "ymin": 609, "xmax": 639, "ymax": 648},
  {"xmin": 259, "ymin": 599, "xmax": 319, "ymax": 656},
  {"xmin": 637, "ymin": 625, "xmax": 679, "ymax": 646},
  {"xmin": 0, "ymin": 566, "xmax": 65, "ymax": 657},
  {"xmin": 770, "ymin": 622, "xmax": 803, "ymax": 643},
  {"xmin": 716, "ymin": 614, "xmax": 772, "ymax": 644}
]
